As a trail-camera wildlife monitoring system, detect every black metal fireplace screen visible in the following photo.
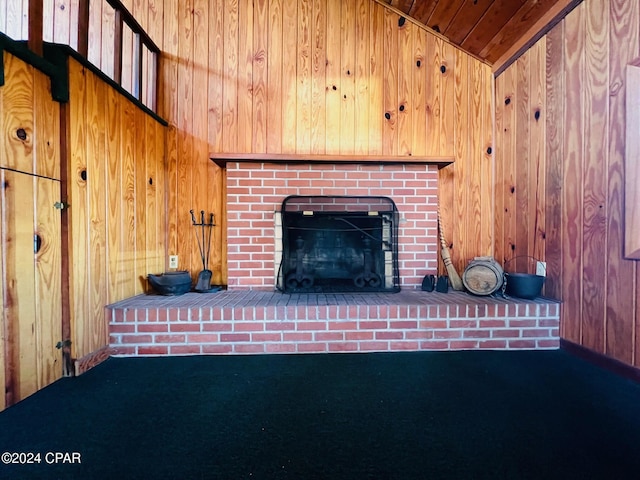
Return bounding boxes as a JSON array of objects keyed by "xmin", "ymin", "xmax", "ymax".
[{"xmin": 277, "ymin": 195, "xmax": 400, "ymax": 293}]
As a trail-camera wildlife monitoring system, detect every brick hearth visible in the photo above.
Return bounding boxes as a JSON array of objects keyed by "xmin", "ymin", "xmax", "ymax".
[{"xmin": 107, "ymin": 290, "xmax": 560, "ymax": 356}]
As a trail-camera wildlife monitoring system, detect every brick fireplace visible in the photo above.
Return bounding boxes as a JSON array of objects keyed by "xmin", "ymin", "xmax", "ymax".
[
  {"xmin": 105, "ymin": 158, "xmax": 560, "ymax": 359},
  {"xmin": 226, "ymin": 161, "xmax": 439, "ymax": 290}
]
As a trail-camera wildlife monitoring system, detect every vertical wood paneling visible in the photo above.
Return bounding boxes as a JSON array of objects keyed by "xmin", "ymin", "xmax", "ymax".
[
  {"xmin": 324, "ymin": 0, "xmax": 341, "ymax": 154},
  {"xmin": 281, "ymin": 0, "xmax": 296, "ymax": 153},
  {"xmin": 397, "ymin": 20, "xmax": 413, "ymax": 156},
  {"xmin": 452, "ymin": 49, "xmax": 468, "ymax": 267},
  {"xmin": 157, "ymin": 0, "xmax": 492, "ymax": 287},
  {"xmin": 560, "ymin": 5, "xmax": 584, "ymax": 343},
  {"xmin": 382, "ymin": 8, "xmax": 398, "ymax": 155},
  {"xmin": 87, "ymin": 69, "xmax": 108, "ymax": 347},
  {"xmin": 1, "ymin": 53, "xmax": 63, "ymax": 409},
  {"xmin": 296, "ymin": 0, "xmax": 311, "ymax": 154},
  {"xmin": 311, "ymin": 0, "xmax": 327, "ymax": 153},
  {"xmin": 497, "ymin": 0, "xmax": 640, "ymax": 369},
  {"xmin": 267, "ymin": 0, "xmax": 283, "ymax": 153},
  {"xmin": 68, "ymin": 60, "xmax": 90, "ymax": 360},
  {"xmin": 2, "ymin": 172, "xmax": 38, "ymax": 405},
  {"xmin": 606, "ymin": 0, "xmax": 638, "ymax": 364},
  {"xmin": 0, "ymin": 55, "xmax": 34, "ymax": 174},
  {"xmin": 354, "ymin": 0, "xmax": 369, "ymax": 155},
  {"xmin": 514, "ymin": 52, "xmax": 530, "ymax": 272},
  {"xmin": 368, "ymin": 2, "xmax": 384, "ymax": 155},
  {"xmin": 237, "ymin": 0, "xmax": 253, "ymax": 153},
  {"xmin": 544, "ymin": 23, "xmax": 564, "ymax": 301},
  {"xmin": 581, "ymin": 0, "xmax": 608, "ymax": 352},
  {"xmin": 340, "ymin": 0, "xmax": 356, "ymax": 154},
  {"xmin": 107, "ymin": 85, "xmax": 123, "ymax": 300},
  {"xmin": 34, "ymin": 176, "xmax": 62, "ymax": 391}
]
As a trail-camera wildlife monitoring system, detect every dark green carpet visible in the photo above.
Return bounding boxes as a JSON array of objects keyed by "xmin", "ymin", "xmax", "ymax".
[{"xmin": 1, "ymin": 350, "xmax": 640, "ymax": 479}]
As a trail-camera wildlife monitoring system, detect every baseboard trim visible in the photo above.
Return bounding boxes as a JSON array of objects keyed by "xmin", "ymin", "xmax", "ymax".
[{"xmin": 560, "ymin": 339, "xmax": 640, "ymax": 383}]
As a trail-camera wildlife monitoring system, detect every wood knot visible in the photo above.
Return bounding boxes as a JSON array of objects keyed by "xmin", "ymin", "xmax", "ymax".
[{"xmin": 16, "ymin": 128, "xmax": 27, "ymax": 141}]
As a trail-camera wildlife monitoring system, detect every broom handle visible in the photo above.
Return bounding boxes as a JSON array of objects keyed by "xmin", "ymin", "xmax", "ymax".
[{"xmin": 437, "ymin": 209, "xmax": 464, "ymax": 291}]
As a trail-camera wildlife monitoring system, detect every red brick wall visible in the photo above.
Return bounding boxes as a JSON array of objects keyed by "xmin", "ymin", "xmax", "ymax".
[{"xmin": 226, "ymin": 162, "xmax": 439, "ymax": 289}]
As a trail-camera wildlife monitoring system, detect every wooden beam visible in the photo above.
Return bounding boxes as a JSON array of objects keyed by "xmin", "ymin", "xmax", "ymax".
[
  {"xmin": 77, "ymin": 0, "xmax": 90, "ymax": 59},
  {"xmin": 27, "ymin": 0, "xmax": 43, "ymax": 55},
  {"xmin": 492, "ymin": 0, "xmax": 583, "ymax": 76}
]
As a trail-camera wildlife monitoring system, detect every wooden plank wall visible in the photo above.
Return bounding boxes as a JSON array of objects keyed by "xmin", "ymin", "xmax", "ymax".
[
  {"xmin": 65, "ymin": 57, "xmax": 166, "ymax": 361},
  {"xmin": 129, "ymin": 0, "xmax": 493, "ymax": 281},
  {"xmin": 0, "ymin": 52, "xmax": 62, "ymax": 408},
  {"xmin": 495, "ymin": 0, "xmax": 640, "ymax": 368}
]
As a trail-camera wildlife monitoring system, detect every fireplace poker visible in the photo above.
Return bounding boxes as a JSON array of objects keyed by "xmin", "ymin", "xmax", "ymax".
[{"xmin": 190, "ymin": 209, "xmax": 216, "ymax": 292}]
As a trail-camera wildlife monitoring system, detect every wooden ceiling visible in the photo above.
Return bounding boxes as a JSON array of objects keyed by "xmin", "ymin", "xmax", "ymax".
[{"xmin": 379, "ymin": 0, "xmax": 582, "ymax": 72}]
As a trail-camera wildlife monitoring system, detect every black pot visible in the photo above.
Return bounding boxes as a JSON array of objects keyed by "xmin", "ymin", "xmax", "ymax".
[
  {"xmin": 147, "ymin": 271, "xmax": 192, "ymax": 296},
  {"xmin": 504, "ymin": 273, "xmax": 545, "ymax": 299}
]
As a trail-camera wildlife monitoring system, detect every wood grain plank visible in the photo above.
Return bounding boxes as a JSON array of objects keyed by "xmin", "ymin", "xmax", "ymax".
[
  {"xmin": 382, "ymin": 8, "xmax": 398, "ymax": 156},
  {"xmin": 2, "ymin": 172, "xmax": 37, "ymax": 405},
  {"xmin": 325, "ymin": 0, "xmax": 341, "ymax": 154},
  {"xmin": 86, "ymin": 70, "xmax": 108, "ymax": 350},
  {"xmin": 33, "ymin": 67, "xmax": 60, "ymax": 180},
  {"xmin": 468, "ymin": 58, "xmax": 485, "ymax": 259},
  {"xmin": 310, "ymin": 0, "xmax": 327, "ymax": 153},
  {"xmin": 1, "ymin": 53, "xmax": 34, "ymax": 174},
  {"xmin": 238, "ymin": 0, "xmax": 254, "ymax": 152},
  {"xmin": 581, "ymin": 0, "xmax": 608, "ymax": 353},
  {"xmin": 397, "ymin": 18, "xmax": 413, "ymax": 156},
  {"xmin": 514, "ymin": 51, "xmax": 530, "ymax": 272},
  {"xmin": 368, "ymin": 1, "xmax": 384, "ymax": 155},
  {"xmin": 561, "ymin": 4, "xmax": 585, "ymax": 343},
  {"xmin": 480, "ymin": 62, "xmax": 493, "ymax": 257},
  {"xmin": 440, "ymin": 41, "xmax": 455, "ymax": 157},
  {"xmin": 412, "ymin": 26, "xmax": 427, "ymax": 157},
  {"xmin": 452, "ymin": 48, "xmax": 468, "ymax": 270},
  {"xmin": 544, "ymin": 21, "xmax": 565, "ymax": 300},
  {"xmin": 296, "ymin": 0, "xmax": 312, "ymax": 154},
  {"xmin": 177, "ymin": 0, "xmax": 194, "ymax": 275},
  {"xmin": 192, "ymin": 0, "xmax": 210, "ymax": 276},
  {"xmin": 120, "ymin": 97, "xmax": 137, "ymax": 297},
  {"xmin": 52, "ymin": 0, "xmax": 72, "ymax": 45},
  {"xmin": 281, "ymin": 0, "xmax": 297, "ymax": 153},
  {"xmin": 607, "ymin": 0, "xmax": 639, "ymax": 364},
  {"xmin": 67, "ymin": 59, "xmax": 90, "ymax": 360},
  {"xmin": 87, "ymin": 0, "xmax": 103, "ymax": 69},
  {"xmin": 425, "ymin": 34, "xmax": 441, "ymax": 157},
  {"xmin": 340, "ymin": 0, "xmax": 356, "ymax": 154},
  {"xmin": 252, "ymin": 0, "xmax": 268, "ymax": 153},
  {"xmin": 0, "ymin": 175, "xmax": 5, "ymax": 410},
  {"xmin": 106, "ymin": 84, "xmax": 124, "ymax": 301},
  {"xmin": 267, "ymin": 0, "xmax": 283, "ymax": 153},
  {"xmin": 207, "ymin": 0, "xmax": 224, "ymax": 153},
  {"xmin": 145, "ymin": 114, "xmax": 159, "ymax": 277},
  {"xmin": 134, "ymin": 107, "xmax": 147, "ymax": 294},
  {"xmin": 493, "ymin": 71, "xmax": 505, "ymax": 263},
  {"xmin": 529, "ymin": 39, "xmax": 546, "ymax": 265},
  {"xmin": 354, "ymin": 0, "xmax": 370, "ymax": 155},
  {"xmin": 34, "ymin": 176, "xmax": 62, "ymax": 390}
]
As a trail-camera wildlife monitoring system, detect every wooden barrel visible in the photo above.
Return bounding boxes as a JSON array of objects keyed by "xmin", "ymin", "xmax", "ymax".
[{"xmin": 462, "ymin": 256, "xmax": 504, "ymax": 295}]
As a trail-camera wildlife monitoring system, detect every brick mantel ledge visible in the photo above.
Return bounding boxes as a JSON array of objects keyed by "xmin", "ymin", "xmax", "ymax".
[{"xmin": 107, "ymin": 290, "xmax": 560, "ymax": 356}]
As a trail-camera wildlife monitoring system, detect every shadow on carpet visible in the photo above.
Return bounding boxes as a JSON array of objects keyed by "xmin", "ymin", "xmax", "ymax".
[{"xmin": 1, "ymin": 349, "xmax": 640, "ymax": 479}]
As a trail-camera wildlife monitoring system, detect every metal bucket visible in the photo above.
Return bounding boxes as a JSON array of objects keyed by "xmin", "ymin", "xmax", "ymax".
[
  {"xmin": 504, "ymin": 256, "xmax": 546, "ymax": 299},
  {"xmin": 462, "ymin": 256, "xmax": 504, "ymax": 296}
]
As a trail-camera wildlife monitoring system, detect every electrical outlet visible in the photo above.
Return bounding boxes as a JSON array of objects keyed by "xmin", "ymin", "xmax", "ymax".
[
  {"xmin": 169, "ymin": 255, "xmax": 179, "ymax": 269},
  {"xmin": 536, "ymin": 261, "xmax": 546, "ymax": 277}
]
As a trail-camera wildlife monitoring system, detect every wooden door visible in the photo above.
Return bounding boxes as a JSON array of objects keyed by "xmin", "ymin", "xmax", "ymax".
[{"xmin": 0, "ymin": 169, "xmax": 63, "ymax": 408}]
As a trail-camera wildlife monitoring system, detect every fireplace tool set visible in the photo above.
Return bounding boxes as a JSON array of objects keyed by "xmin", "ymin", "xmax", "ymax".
[{"xmin": 190, "ymin": 209, "xmax": 217, "ymax": 292}]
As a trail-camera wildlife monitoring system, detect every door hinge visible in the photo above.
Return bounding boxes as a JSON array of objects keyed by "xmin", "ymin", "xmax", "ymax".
[{"xmin": 54, "ymin": 201, "xmax": 68, "ymax": 210}]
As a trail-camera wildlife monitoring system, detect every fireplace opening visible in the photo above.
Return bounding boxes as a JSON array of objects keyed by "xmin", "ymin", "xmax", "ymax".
[{"xmin": 277, "ymin": 195, "xmax": 400, "ymax": 293}]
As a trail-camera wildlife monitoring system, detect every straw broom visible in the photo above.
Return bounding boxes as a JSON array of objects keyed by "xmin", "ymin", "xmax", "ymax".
[{"xmin": 437, "ymin": 209, "xmax": 464, "ymax": 291}]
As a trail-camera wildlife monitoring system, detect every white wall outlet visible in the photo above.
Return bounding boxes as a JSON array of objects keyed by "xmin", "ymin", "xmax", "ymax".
[
  {"xmin": 169, "ymin": 255, "xmax": 179, "ymax": 269},
  {"xmin": 536, "ymin": 261, "xmax": 546, "ymax": 277}
]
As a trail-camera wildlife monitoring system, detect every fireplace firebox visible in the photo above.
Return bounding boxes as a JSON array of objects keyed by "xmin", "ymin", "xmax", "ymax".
[{"xmin": 277, "ymin": 195, "xmax": 400, "ymax": 293}]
